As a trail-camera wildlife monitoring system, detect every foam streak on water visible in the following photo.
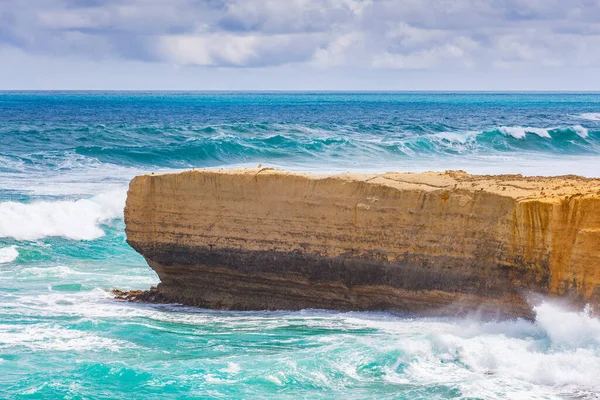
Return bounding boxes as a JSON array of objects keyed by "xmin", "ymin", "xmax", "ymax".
[
  {"xmin": 1, "ymin": 286, "xmax": 600, "ymax": 399},
  {"xmin": 2, "ymin": 92, "xmax": 600, "ymax": 398}
]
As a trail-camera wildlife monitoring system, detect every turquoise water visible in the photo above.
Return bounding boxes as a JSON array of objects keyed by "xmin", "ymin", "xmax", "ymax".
[{"xmin": 1, "ymin": 92, "xmax": 600, "ymax": 399}]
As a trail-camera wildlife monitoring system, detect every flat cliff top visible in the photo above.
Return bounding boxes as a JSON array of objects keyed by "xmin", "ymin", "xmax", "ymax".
[{"xmin": 143, "ymin": 168, "xmax": 600, "ymax": 202}]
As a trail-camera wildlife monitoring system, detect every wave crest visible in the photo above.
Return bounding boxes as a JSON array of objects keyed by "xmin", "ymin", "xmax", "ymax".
[
  {"xmin": 498, "ymin": 126, "xmax": 551, "ymax": 139},
  {"xmin": 0, "ymin": 190, "xmax": 126, "ymax": 241},
  {"xmin": 577, "ymin": 113, "xmax": 600, "ymax": 121}
]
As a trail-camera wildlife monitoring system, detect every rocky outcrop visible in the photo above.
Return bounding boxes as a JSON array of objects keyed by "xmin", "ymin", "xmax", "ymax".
[{"xmin": 124, "ymin": 169, "xmax": 600, "ymax": 318}]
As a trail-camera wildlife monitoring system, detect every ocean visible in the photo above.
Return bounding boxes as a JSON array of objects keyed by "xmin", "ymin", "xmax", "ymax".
[{"xmin": 1, "ymin": 91, "xmax": 600, "ymax": 399}]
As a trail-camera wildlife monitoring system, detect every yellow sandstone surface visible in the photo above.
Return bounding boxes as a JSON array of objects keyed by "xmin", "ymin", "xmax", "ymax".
[{"xmin": 124, "ymin": 169, "xmax": 600, "ymax": 317}]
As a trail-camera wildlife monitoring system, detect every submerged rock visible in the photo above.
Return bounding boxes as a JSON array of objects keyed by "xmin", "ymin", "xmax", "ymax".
[
  {"xmin": 122, "ymin": 168, "xmax": 600, "ymax": 318},
  {"xmin": 111, "ymin": 287, "xmax": 166, "ymax": 303}
]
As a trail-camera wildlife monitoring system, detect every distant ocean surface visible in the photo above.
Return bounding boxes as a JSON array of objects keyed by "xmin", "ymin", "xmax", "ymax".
[{"xmin": 1, "ymin": 92, "xmax": 600, "ymax": 399}]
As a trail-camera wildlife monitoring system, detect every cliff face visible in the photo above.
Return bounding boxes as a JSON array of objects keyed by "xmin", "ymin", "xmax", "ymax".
[{"xmin": 124, "ymin": 169, "xmax": 600, "ymax": 317}]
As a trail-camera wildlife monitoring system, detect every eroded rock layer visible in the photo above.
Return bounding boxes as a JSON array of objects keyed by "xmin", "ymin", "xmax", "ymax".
[{"xmin": 124, "ymin": 169, "xmax": 600, "ymax": 317}]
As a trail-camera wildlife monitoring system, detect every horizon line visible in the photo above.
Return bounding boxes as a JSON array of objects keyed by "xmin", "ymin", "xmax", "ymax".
[{"xmin": 2, "ymin": 89, "xmax": 600, "ymax": 93}]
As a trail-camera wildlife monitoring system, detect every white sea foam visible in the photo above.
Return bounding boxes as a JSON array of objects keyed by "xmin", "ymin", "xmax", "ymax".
[
  {"xmin": 0, "ymin": 189, "xmax": 126, "ymax": 241},
  {"xmin": 220, "ymin": 362, "xmax": 242, "ymax": 374},
  {"xmin": 0, "ymin": 323, "xmax": 132, "ymax": 352},
  {"xmin": 577, "ymin": 113, "xmax": 600, "ymax": 121},
  {"xmin": 338, "ymin": 302, "xmax": 600, "ymax": 398},
  {"xmin": 498, "ymin": 126, "xmax": 551, "ymax": 139},
  {"xmin": 17, "ymin": 265, "xmax": 81, "ymax": 278},
  {"xmin": 572, "ymin": 125, "xmax": 589, "ymax": 138},
  {"xmin": 0, "ymin": 245, "xmax": 18, "ymax": 263},
  {"xmin": 11, "ymin": 289, "xmax": 156, "ymax": 320},
  {"xmin": 534, "ymin": 302, "xmax": 600, "ymax": 349}
]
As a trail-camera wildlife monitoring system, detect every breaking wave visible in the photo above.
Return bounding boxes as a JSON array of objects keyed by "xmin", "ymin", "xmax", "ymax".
[
  {"xmin": 577, "ymin": 113, "xmax": 600, "ymax": 121},
  {"xmin": 0, "ymin": 190, "xmax": 126, "ymax": 241},
  {"xmin": 1, "ymin": 123, "xmax": 598, "ymax": 173},
  {"xmin": 10, "ymin": 124, "xmax": 587, "ymax": 172}
]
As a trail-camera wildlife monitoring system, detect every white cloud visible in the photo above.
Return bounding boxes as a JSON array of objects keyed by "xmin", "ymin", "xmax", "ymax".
[
  {"xmin": 311, "ymin": 32, "xmax": 362, "ymax": 67},
  {"xmin": 1, "ymin": 0, "xmax": 600, "ymax": 88},
  {"xmin": 373, "ymin": 43, "xmax": 468, "ymax": 70},
  {"xmin": 158, "ymin": 32, "xmax": 323, "ymax": 66},
  {"xmin": 158, "ymin": 34, "xmax": 257, "ymax": 66}
]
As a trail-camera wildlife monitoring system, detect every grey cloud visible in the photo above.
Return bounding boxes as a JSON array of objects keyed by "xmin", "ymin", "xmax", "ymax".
[
  {"xmin": 1, "ymin": 0, "xmax": 600, "ymax": 70},
  {"xmin": 217, "ymin": 0, "xmax": 355, "ymax": 34},
  {"xmin": 64, "ymin": 0, "xmax": 112, "ymax": 8}
]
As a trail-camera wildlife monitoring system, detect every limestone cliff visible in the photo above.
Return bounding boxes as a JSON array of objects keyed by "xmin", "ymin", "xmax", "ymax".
[{"xmin": 124, "ymin": 169, "xmax": 600, "ymax": 317}]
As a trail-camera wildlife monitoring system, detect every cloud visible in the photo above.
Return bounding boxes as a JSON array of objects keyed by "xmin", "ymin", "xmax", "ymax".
[
  {"xmin": 157, "ymin": 32, "xmax": 322, "ymax": 67},
  {"xmin": 217, "ymin": 0, "xmax": 356, "ymax": 33},
  {"xmin": 1, "ymin": 0, "xmax": 600, "ymax": 72}
]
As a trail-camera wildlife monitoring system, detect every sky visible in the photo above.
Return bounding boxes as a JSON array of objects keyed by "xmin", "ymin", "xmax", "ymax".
[{"xmin": 1, "ymin": 0, "xmax": 600, "ymax": 90}]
